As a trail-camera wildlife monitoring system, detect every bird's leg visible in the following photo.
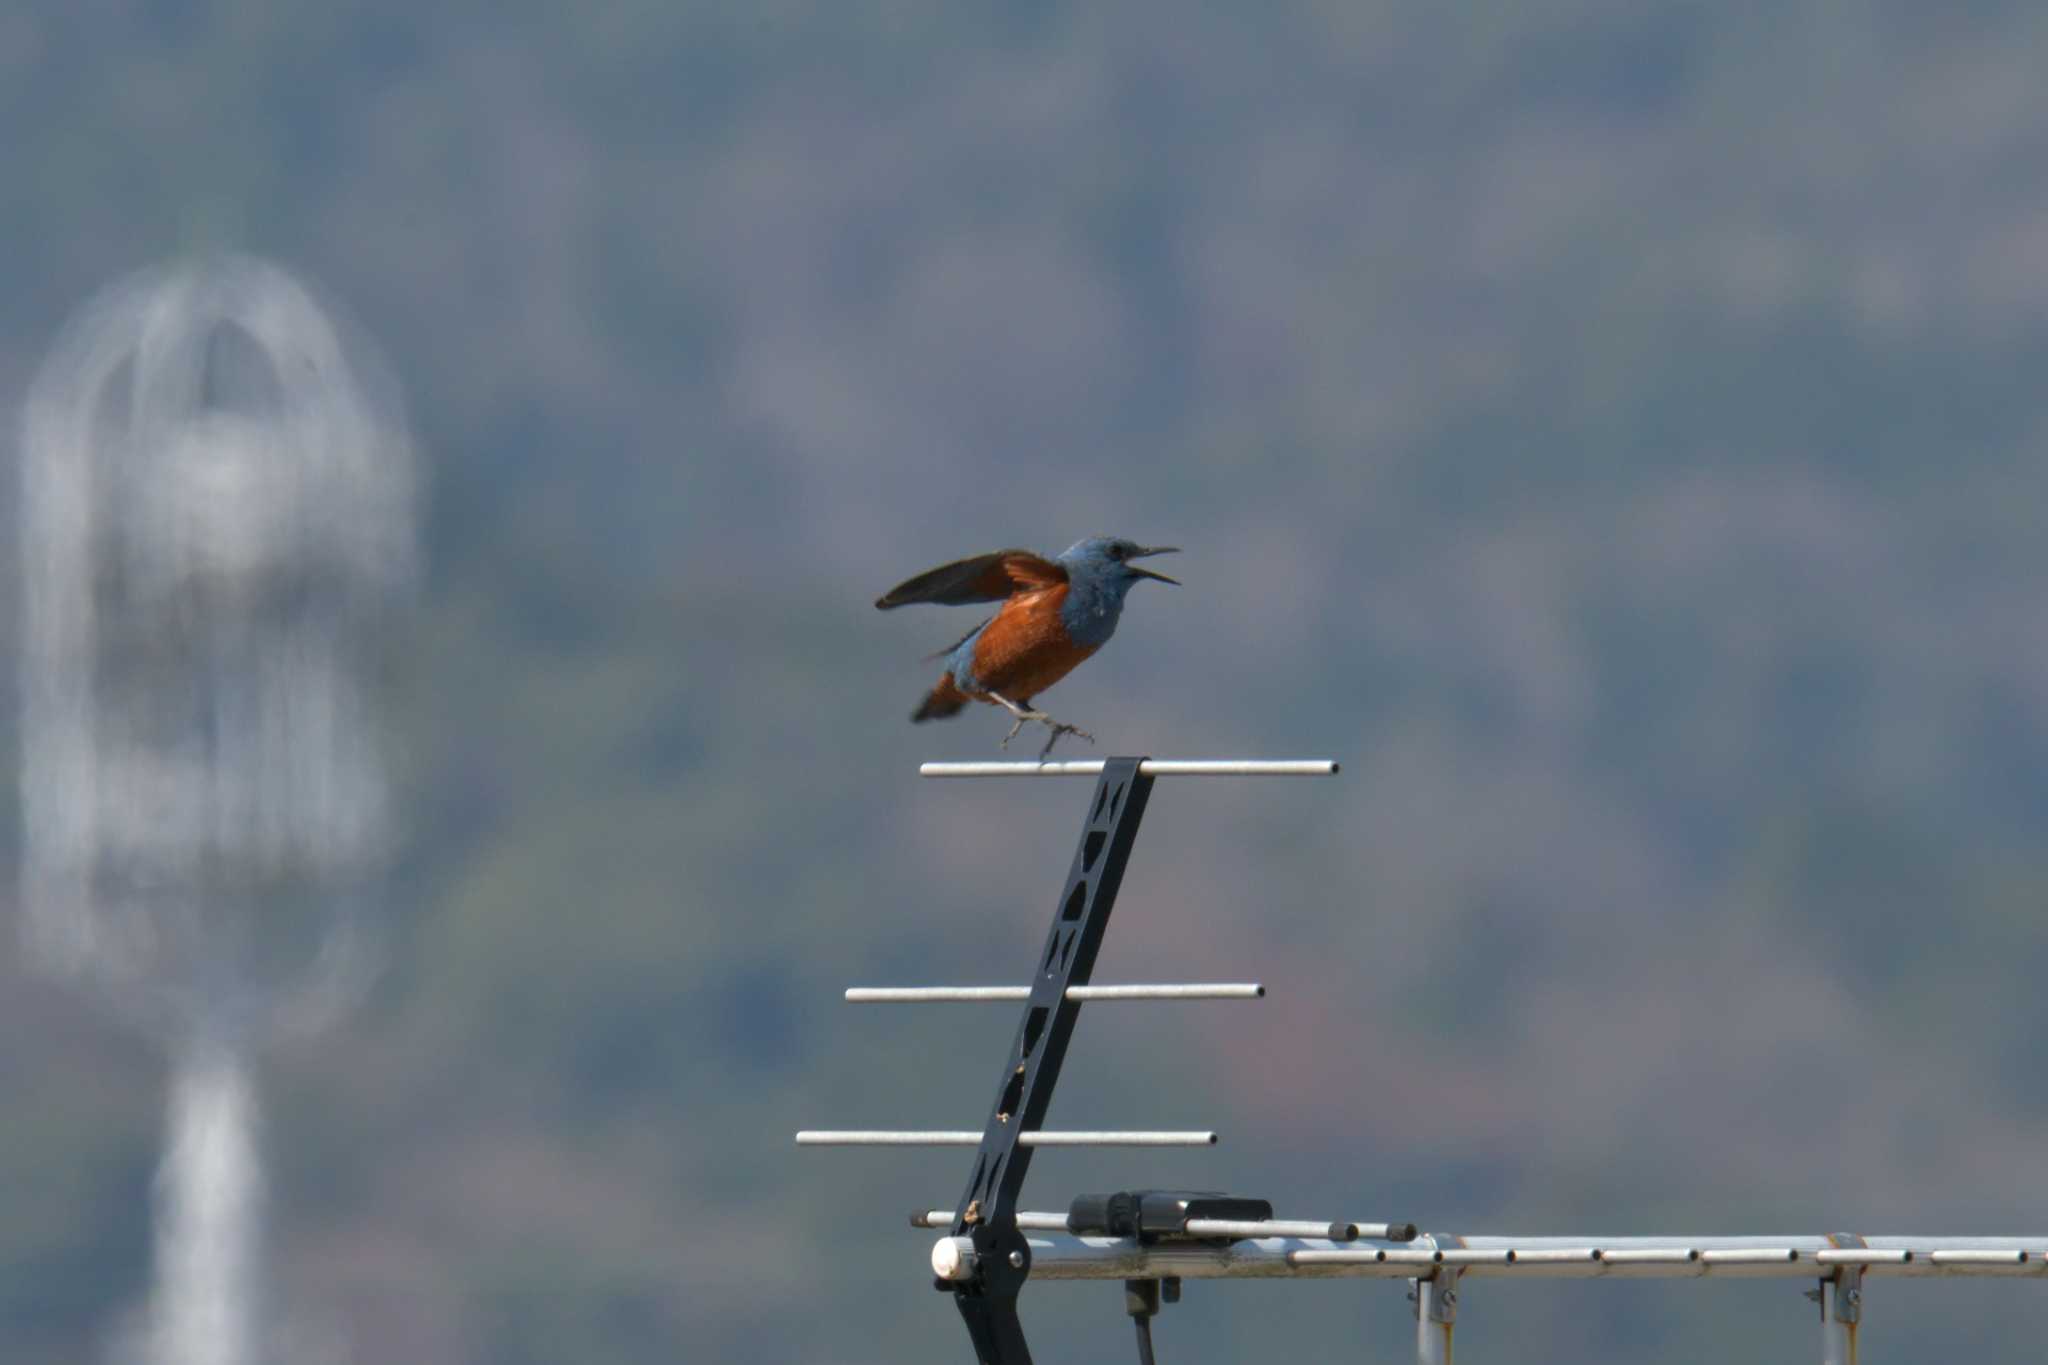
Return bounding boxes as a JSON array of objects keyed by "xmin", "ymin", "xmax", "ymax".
[
  {"xmin": 987, "ymin": 692, "xmax": 1096, "ymax": 759},
  {"xmin": 988, "ymin": 692, "xmax": 1035, "ymax": 748}
]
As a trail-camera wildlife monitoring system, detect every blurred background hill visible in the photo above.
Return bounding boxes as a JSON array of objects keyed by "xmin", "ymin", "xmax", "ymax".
[{"xmin": 7, "ymin": 1, "xmax": 2048, "ymax": 1360}]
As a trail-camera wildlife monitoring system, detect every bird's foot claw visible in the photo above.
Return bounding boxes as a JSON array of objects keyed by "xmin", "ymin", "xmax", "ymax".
[
  {"xmin": 1036, "ymin": 722, "xmax": 1095, "ymax": 760},
  {"xmin": 990, "ymin": 695, "xmax": 1093, "ymax": 759}
]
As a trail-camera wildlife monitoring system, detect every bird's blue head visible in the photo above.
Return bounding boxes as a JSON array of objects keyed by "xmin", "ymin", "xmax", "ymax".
[
  {"xmin": 1053, "ymin": 537, "xmax": 1179, "ymax": 648},
  {"xmin": 1057, "ymin": 537, "xmax": 1181, "ymax": 598}
]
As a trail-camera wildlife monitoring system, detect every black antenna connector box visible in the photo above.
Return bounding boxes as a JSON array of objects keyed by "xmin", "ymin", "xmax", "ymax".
[{"xmin": 1066, "ymin": 1190, "xmax": 1273, "ymax": 1242}]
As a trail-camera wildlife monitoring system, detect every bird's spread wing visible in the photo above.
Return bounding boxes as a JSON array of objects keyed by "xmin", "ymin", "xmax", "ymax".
[{"xmin": 873, "ymin": 549, "xmax": 1066, "ymax": 609}]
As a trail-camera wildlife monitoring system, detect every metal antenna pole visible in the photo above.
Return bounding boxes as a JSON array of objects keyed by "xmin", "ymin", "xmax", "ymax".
[
  {"xmin": 950, "ymin": 757, "xmax": 1156, "ymax": 1365},
  {"xmin": 1414, "ymin": 1266, "xmax": 1457, "ymax": 1364},
  {"xmin": 1820, "ymin": 1232, "xmax": 1865, "ymax": 1365},
  {"xmin": 1821, "ymin": 1272, "xmax": 1860, "ymax": 1365}
]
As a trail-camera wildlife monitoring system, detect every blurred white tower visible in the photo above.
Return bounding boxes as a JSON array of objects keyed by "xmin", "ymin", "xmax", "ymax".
[{"xmin": 18, "ymin": 257, "xmax": 414, "ymax": 1365}]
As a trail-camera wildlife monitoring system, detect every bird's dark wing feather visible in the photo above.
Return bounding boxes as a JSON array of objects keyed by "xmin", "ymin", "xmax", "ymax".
[{"xmin": 873, "ymin": 549, "xmax": 1066, "ymax": 609}]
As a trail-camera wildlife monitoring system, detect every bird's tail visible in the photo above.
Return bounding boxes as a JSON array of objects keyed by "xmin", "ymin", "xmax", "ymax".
[{"xmin": 912, "ymin": 675, "xmax": 969, "ymax": 723}]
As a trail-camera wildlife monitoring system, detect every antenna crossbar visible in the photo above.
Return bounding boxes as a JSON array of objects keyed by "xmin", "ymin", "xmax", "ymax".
[
  {"xmin": 920, "ymin": 759, "xmax": 1339, "ymax": 778},
  {"xmin": 798, "ymin": 1130, "xmax": 1217, "ymax": 1147},
  {"xmin": 846, "ymin": 983, "xmax": 1264, "ymax": 1003}
]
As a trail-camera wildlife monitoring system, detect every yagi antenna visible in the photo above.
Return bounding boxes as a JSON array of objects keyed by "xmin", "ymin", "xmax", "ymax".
[
  {"xmin": 798, "ymin": 756, "xmax": 1389, "ymax": 1363},
  {"xmin": 800, "ymin": 757, "xmax": 2048, "ymax": 1364}
]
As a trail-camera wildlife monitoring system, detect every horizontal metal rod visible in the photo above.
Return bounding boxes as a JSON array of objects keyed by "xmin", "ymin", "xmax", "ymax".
[
  {"xmin": 846, "ymin": 983, "xmax": 1265, "ymax": 1003},
  {"xmin": 964, "ymin": 1233, "xmax": 2048, "ymax": 1282},
  {"xmin": 919, "ymin": 759, "xmax": 1340, "ymax": 778},
  {"xmin": 1929, "ymin": 1248, "xmax": 2032, "ymax": 1266},
  {"xmin": 1496, "ymin": 1247, "xmax": 1611, "ymax": 1276},
  {"xmin": 1815, "ymin": 1248, "xmax": 1913, "ymax": 1266},
  {"xmin": 909, "ymin": 1210, "xmax": 1362, "ymax": 1240},
  {"xmin": 912, "ymin": 1210, "xmax": 1075, "ymax": 1232},
  {"xmin": 1455, "ymin": 1236, "xmax": 2043, "ymax": 1275},
  {"xmin": 1291, "ymin": 1246, "xmax": 1807, "ymax": 1278},
  {"xmin": 1191, "ymin": 1219, "xmax": 1359, "ymax": 1241},
  {"xmin": 1597, "ymin": 1247, "xmax": 1699, "ymax": 1269},
  {"xmin": 797, "ymin": 1130, "xmax": 1217, "ymax": 1147}
]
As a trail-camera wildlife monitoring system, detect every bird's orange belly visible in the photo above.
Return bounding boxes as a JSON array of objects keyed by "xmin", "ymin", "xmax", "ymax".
[{"xmin": 966, "ymin": 595, "xmax": 1100, "ymax": 702}]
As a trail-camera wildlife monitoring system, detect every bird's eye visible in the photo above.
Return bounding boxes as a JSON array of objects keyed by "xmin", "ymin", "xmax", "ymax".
[{"xmin": 1109, "ymin": 544, "xmax": 1126, "ymax": 560}]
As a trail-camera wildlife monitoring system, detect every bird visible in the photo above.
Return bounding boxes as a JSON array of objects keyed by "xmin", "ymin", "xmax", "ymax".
[{"xmin": 874, "ymin": 537, "xmax": 1179, "ymax": 758}]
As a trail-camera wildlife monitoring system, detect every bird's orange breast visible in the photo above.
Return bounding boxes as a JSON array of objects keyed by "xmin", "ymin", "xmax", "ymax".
[{"xmin": 966, "ymin": 586, "xmax": 1100, "ymax": 702}]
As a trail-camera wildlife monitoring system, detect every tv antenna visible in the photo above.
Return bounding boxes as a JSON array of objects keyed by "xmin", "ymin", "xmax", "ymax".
[{"xmin": 801, "ymin": 757, "xmax": 2048, "ymax": 1364}]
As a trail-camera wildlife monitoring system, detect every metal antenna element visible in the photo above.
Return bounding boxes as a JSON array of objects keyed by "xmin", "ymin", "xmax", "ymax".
[
  {"xmin": 797, "ymin": 1131, "xmax": 1216, "ymax": 1148},
  {"xmin": 920, "ymin": 759, "xmax": 1337, "ymax": 778},
  {"xmin": 846, "ymin": 984, "xmax": 1263, "ymax": 1003}
]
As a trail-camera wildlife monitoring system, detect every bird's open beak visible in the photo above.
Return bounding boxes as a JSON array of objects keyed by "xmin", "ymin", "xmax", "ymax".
[{"xmin": 1128, "ymin": 545, "xmax": 1180, "ymax": 585}]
